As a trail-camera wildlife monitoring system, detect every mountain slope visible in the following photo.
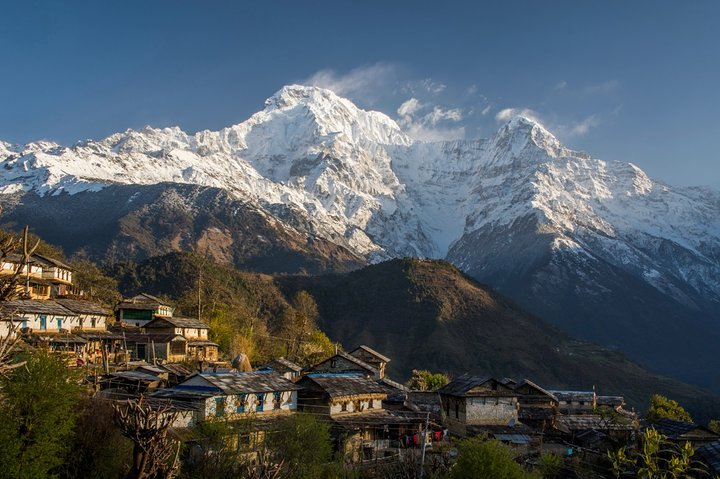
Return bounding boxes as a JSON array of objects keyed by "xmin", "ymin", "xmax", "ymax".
[
  {"xmin": 0, "ymin": 183, "xmax": 363, "ymax": 274},
  {"xmin": 278, "ymin": 258, "xmax": 720, "ymax": 421},
  {"xmin": 1, "ymin": 84, "xmax": 718, "ymax": 390}
]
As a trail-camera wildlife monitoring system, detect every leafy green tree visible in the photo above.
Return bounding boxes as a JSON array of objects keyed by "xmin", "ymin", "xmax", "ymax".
[
  {"xmin": 60, "ymin": 397, "xmax": 132, "ymax": 479},
  {"xmin": 70, "ymin": 258, "xmax": 122, "ymax": 308},
  {"xmin": 406, "ymin": 369, "xmax": 450, "ymax": 391},
  {"xmin": 266, "ymin": 413, "xmax": 333, "ymax": 479},
  {"xmin": 608, "ymin": 428, "xmax": 707, "ymax": 478},
  {"xmin": 0, "ymin": 352, "xmax": 81, "ymax": 478},
  {"xmin": 538, "ymin": 453, "xmax": 563, "ymax": 478},
  {"xmin": 708, "ymin": 419, "xmax": 720, "ymax": 434},
  {"xmin": 451, "ymin": 437, "xmax": 531, "ymax": 479},
  {"xmin": 646, "ymin": 394, "xmax": 692, "ymax": 423}
]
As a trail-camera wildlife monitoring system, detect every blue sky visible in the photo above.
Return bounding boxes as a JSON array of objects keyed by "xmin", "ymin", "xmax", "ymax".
[{"xmin": 2, "ymin": 1, "xmax": 719, "ymax": 187}]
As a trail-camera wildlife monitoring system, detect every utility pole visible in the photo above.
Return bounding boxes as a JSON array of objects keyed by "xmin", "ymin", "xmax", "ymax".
[{"xmin": 419, "ymin": 411, "xmax": 429, "ymax": 479}]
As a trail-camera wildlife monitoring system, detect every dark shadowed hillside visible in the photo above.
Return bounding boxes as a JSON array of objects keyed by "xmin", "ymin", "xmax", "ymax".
[
  {"xmin": 0, "ymin": 183, "xmax": 364, "ymax": 275},
  {"xmin": 277, "ymin": 258, "xmax": 720, "ymax": 420}
]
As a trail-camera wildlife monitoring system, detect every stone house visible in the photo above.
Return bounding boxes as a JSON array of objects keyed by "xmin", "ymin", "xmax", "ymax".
[
  {"xmin": 513, "ymin": 379, "xmax": 559, "ymax": 428},
  {"xmin": 438, "ymin": 375, "xmax": 519, "ymax": 437},
  {"xmin": 143, "ymin": 316, "xmax": 218, "ymax": 361},
  {"xmin": 261, "ymin": 357, "xmax": 303, "ymax": 380},
  {"xmin": 349, "ymin": 345, "xmax": 391, "ymax": 379},
  {"xmin": 116, "ymin": 293, "xmax": 174, "ymax": 327},
  {"xmin": 296, "ymin": 373, "xmax": 423, "ymax": 460},
  {"xmin": 305, "ymin": 351, "xmax": 379, "ymax": 379},
  {"xmin": 151, "ymin": 371, "xmax": 301, "ymax": 427}
]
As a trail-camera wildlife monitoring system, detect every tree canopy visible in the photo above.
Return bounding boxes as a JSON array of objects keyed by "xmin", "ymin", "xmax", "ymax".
[{"xmin": 646, "ymin": 394, "xmax": 692, "ymax": 423}]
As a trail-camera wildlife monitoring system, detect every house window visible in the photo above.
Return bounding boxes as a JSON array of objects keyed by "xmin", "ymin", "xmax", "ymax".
[
  {"xmin": 273, "ymin": 391, "xmax": 282, "ymax": 410},
  {"xmin": 215, "ymin": 397, "xmax": 226, "ymax": 417},
  {"xmin": 455, "ymin": 403, "xmax": 459, "ymax": 419},
  {"xmin": 170, "ymin": 341, "xmax": 185, "ymax": 355},
  {"xmin": 237, "ymin": 394, "xmax": 247, "ymax": 413},
  {"xmin": 91, "ymin": 318, "xmax": 97, "ymax": 328},
  {"xmin": 445, "ymin": 400, "xmax": 450, "ymax": 417},
  {"xmin": 341, "ymin": 402, "xmax": 347, "ymax": 412},
  {"xmin": 368, "ymin": 399, "xmax": 374, "ymax": 409},
  {"xmin": 256, "ymin": 393, "xmax": 265, "ymax": 412}
]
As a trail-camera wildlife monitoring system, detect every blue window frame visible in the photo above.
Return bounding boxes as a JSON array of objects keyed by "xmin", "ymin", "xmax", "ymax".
[
  {"xmin": 256, "ymin": 393, "xmax": 265, "ymax": 412},
  {"xmin": 39, "ymin": 315, "xmax": 46, "ymax": 331}
]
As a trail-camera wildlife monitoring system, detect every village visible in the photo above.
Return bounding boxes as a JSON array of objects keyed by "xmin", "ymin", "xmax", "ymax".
[{"xmin": 2, "ymin": 249, "xmax": 720, "ymax": 478}]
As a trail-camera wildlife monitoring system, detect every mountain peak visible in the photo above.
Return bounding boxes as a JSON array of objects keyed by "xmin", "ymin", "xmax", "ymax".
[
  {"xmin": 492, "ymin": 115, "xmax": 565, "ymax": 158},
  {"xmin": 264, "ymin": 84, "xmax": 341, "ymax": 110}
]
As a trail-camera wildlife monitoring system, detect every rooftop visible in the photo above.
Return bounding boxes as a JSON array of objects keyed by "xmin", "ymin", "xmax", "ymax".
[
  {"xmin": 178, "ymin": 371, "xmax": 301, "ymax": 395},
  {"xmin": 0, "ymin": 299, "xmax": 75, "ymax": 317},
  {"xmin": 145, "ymin": 316, "xmax": 209, "ymax": 329},
  {"xmin": 301, "ymin": 373, "xmax": 388, "ymax": 398},
  {"xmin": 56, "ymin": 299, "xmax": 112, "ymax": 316},
  {"xmin": 438, "ymin": 375, "xmax": 514, "ymax": 397},
  {"xmin": 350, "ymin": 345, "xmax": 391, "ymax": 363}
]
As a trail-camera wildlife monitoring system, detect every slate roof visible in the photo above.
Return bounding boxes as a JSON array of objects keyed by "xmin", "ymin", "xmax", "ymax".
[
  {"xmin": 514, "ymin": 379, "xmax": 558, "ymax": 401},
  {"xmin": 696, "ymin": 440, "xmax": 720, "ymax": 474},
  {"xmin": 438, "ymin": 375, "xmax": 514, "ymax": 397},
  {"xmin": 331, "ymin": 410, "xmax": 425, "ymax": 426},
  {"xmin": 0, "ymin": 300, "xmax": 75, "ymax": 317},
  {"xmin": 596, "ymin": 395, "xmax": 624, "ymax": 407},
  {"xmin": 650, "ymin": 419, "xmax": 719, "ymax": 440},
  {"xmin": 108, "ymin": 370, "xmax": 165, "ymax": 382},
  {"xmin": 309, "ymin": 351, "xmax": 379, "ymax": 376},
  {"xmin": 267, "ymin": 357, "xmax": 303, "ymax": 373},
  {"xmin": 32, "ymin": 253, "xmax": 73, "ymax": 270},
  {"xmin": 300, "ymin": 373, "xmax": 389, "ymax": 398},
  {"xmin": 121, "ymin": 332, "xmax": 187, "ymax": 344},
  {"xmin": 178, "ymin": 372, "xmax": 301, "ymax": 395},
  {"xmin": 145, "ymin": 316, "xmax": 209, "ymax": 329},
  {"xmin": 187, "ymin": 340, "xmax": 219, "ymax": 347},
  {"xmin": 548, "ymin": 390, "xmax": 595, "ymax": 403},
  {"xmin": 350, "ymin": 345, "xmax": 391, "ymax": 363},
  {"xmin": 556, "ymin": 414, "xmax": 636, "ymax": 432},
  {"xmin": 56, "ymin": 299, "xmax": 112, "ymax": 316}
]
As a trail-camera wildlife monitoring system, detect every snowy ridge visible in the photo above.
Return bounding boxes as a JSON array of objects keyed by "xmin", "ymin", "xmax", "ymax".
[{"xmin": 1, "ymin": 84, "xmax": 719, "ymax": 303}]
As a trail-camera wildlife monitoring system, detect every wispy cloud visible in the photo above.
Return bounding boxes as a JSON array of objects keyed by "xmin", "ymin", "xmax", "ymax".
[
  {"xmin": 553, "ymin": 80, "xmax": 568, "ymax": 91},
  {"xmin": 495, "ymin": 107, "xmax": 541, "ymax": 123},
  {"xmin": 397, "ymin": 97, "xmax": 465, "ymax": 142},
  {"xmin": 302, "ymin": 63, "xmax": 397, "ymax": 105},
  {"xmin": 582, "ymin": 79, "xmax": 620, "ymax": 95}
]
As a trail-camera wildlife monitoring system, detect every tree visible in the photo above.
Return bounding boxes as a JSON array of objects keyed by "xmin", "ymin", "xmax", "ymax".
[
  {"xmin": 70, "ymin": 258, "xmax": 122, "ymax": 307},
  {"xmin": 0, "ymin": 352, "xmax": 81, "ymax": 479},
  {"xmin": 61, "ymin": 397, "xmax": 133, "ymax": 478},
  {"xmin": 406, "ymin": 369, "xmax": 449, "ymax": 391},
  {"xmin": 451, "ymin": 437, "xmax": 531, "ymax": 479},
  {"xmin": 608, "ymin": 428, "xmax": 707, "ymax": 478},
  {"xmin": 708, "ymin": 419, "xmax": 720, "ymax": 434},
  {"xmin": 114, "ymin": 396, "xmax": 181, "ymax": 479},
  {"xmin": 646, "ymin": 394, "xmax": 692, "ymax": 423},
  {"xmin": 265, "ymin": 413, "xmax": 333, "ymax": 479}
]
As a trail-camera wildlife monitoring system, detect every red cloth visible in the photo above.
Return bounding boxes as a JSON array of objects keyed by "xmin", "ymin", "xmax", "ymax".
[
  {"xmin": 413, "ymin": 434, "xmax": 419, "ymax": 445},
  {"xmin": 434, "ymin": 431, "xmax": 441, "ymax": 441}
]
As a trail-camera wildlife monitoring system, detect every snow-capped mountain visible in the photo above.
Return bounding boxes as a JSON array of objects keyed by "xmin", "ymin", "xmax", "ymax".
[{"xmin": 2, "ymin": 85, "xmax": 719, "ymax": 389}]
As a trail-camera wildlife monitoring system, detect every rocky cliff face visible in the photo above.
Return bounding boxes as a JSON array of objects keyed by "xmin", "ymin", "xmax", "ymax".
[{"xmin": 2, "ymin": 85, "xmax": 719, "ymax": 389}]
